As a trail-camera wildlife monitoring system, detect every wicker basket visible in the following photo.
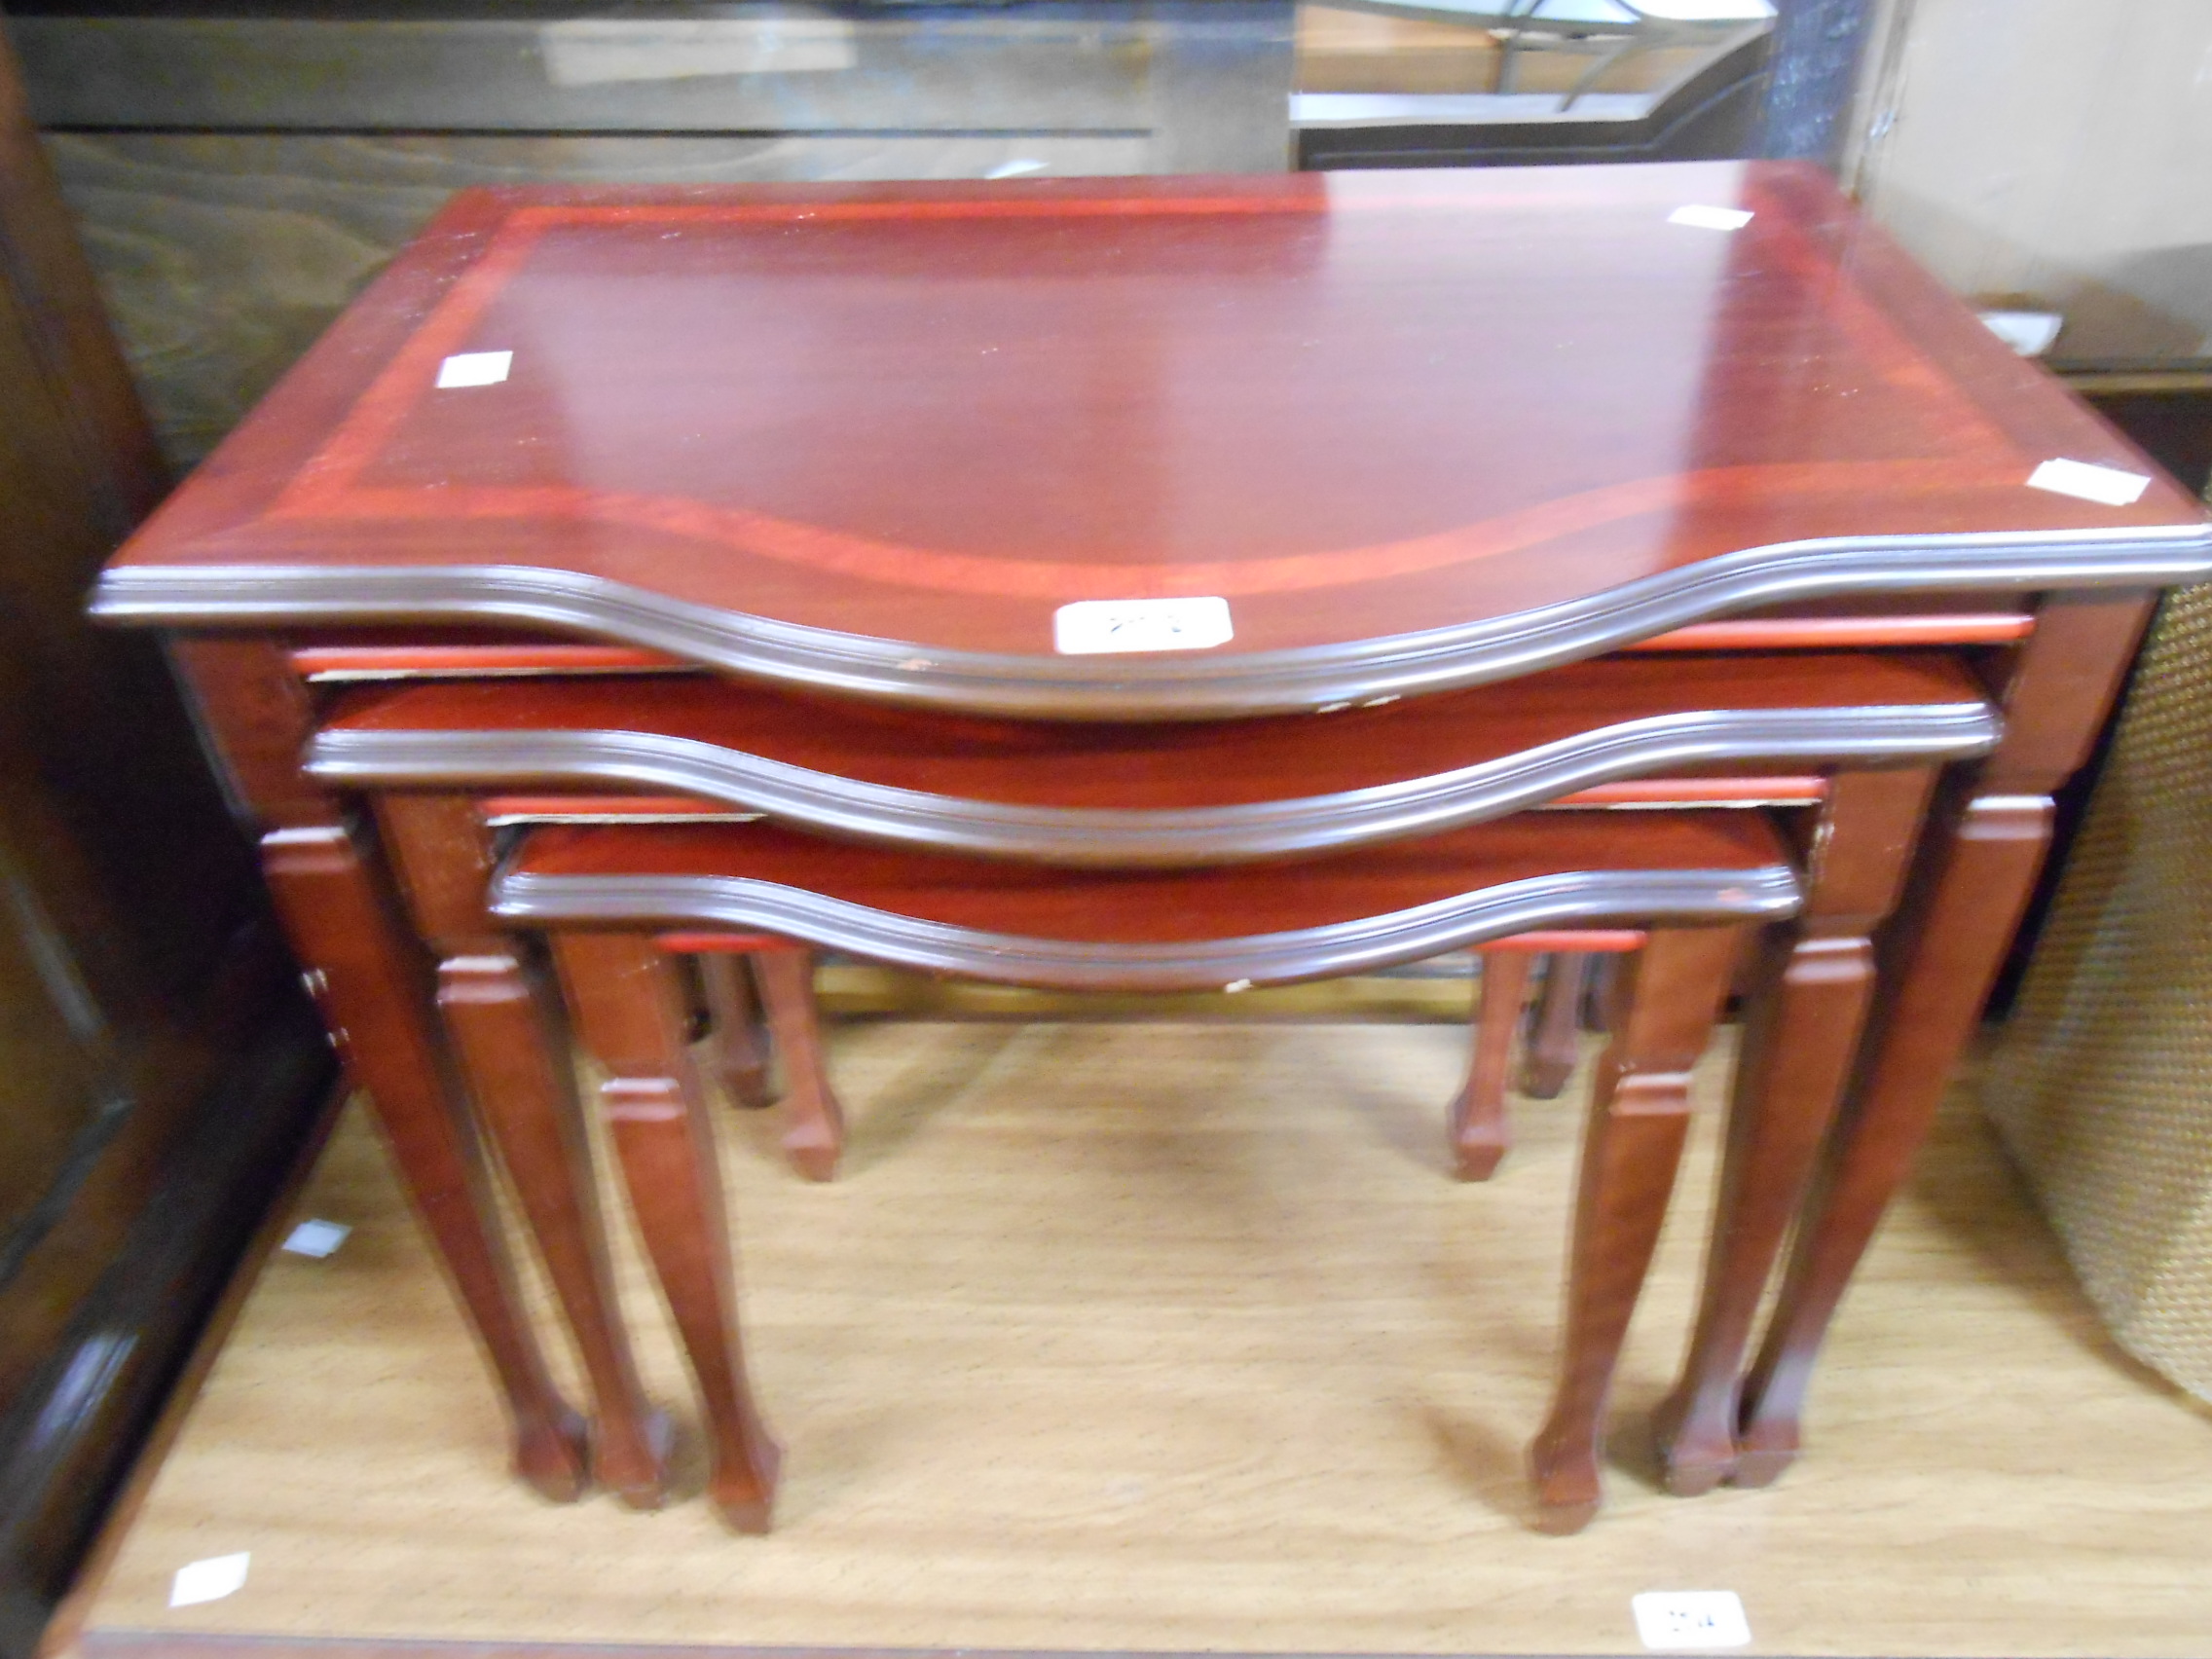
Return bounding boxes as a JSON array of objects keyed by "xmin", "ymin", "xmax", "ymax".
[{"xmin": 1984, "ymin": 579, "xmax": 2212, "ymax": 1402}]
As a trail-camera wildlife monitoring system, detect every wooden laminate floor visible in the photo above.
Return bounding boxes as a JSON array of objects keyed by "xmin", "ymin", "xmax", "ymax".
[{"xmin": 61, "ymin": 1014, "xmax": 2212, "ymax": 1659}]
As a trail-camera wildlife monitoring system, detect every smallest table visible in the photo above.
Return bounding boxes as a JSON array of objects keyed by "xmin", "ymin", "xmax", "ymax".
[{"xmin": 493, "ymin": 809, "xmax": 1797, "ymax": 1531}]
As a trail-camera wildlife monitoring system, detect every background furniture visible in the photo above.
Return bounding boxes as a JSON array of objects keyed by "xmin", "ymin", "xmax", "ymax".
[{"xmin": 0, "ymin": 26, "xmax": 335, "ymax": 1659}]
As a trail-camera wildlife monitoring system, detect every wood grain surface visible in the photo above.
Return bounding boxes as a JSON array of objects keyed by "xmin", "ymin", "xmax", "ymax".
[
  {"xmin": 307, "ymin": 650, "xmax": 1995, "ymax": 870},
  {"xmin": 90, "ymin": 165, "xmax": 2211, "ymax": 718},
  {"xmin": 66, "ymin": 1023, "xmax": 2212, "ymax": 1657},
  {"xmin": 489, "ymin": 812, "xmax": 1798, "ymax": 992}
]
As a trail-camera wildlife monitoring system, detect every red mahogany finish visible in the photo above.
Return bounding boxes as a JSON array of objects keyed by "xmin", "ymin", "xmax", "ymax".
[
  {"xmin": 497, "ymin": 810, "xmax": 1790, "ymax": 1530},
  {"xmin": 90, "ymin": 165, "xmax": 2212, "ymax": 1529},
  {"xmin": 311, "ymin": 652, "xmax": 1984, "ymax": 816},
  {"xmin": 92, "ymin": 166, "xmax": 2208, "ymax": 718}
]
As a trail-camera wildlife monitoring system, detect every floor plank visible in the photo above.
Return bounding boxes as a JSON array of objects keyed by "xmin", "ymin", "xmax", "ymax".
[{"xmin": 65, "ymin": 1019, "xmax": 2212, "ymax": 1658}]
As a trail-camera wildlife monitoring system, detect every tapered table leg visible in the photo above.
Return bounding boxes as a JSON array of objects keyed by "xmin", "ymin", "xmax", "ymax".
[
  {"xmin": 1450, "ymin": 949, "xmax": 1532, "ymax": 1180},
  {"xmin": 555, "ymin": 931, "xmax": 784, "ymax": 1532},
  {"xmin": 1529, "ymin": 924, "xmax": 1743, "ymax": 1533},
  {"xmin": 1652, "ymin": 764, "xmax": 1934, "ymax": 1493},
  {"xmin": 699, "ymin": 953, "xmax": 775, "ymax": 1109},
  {"xmin": 1734, "ymin": 793, "xmax": 2053, "ymax": 1486},
  {"xmin": 439, "ymin": 950, "xmax": 675, "ymax": 1506},
  {"xmin": 753, "ymin": 948, "xmax": 846, "ymax": 1182},
  {"xmin": 1650, "ymin": 932, "xmax": 1872, "ymax": 1492},
  {"xmin": 262, "ymin": 825, "xmax": 590, "ymax": 1501},
  {"xmin": 377, "ymin": 792, "xmax": 673, "ymax": 1505},
  {"xmin": 1520, "ymin": 952, "xmax": 1590, "ymax": 1099}
]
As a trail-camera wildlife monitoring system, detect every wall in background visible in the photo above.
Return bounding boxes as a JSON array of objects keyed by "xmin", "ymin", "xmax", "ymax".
[
  {"xmin": 1854, "ymin": 0, "xmax": 2212, "ymax": 368},
  {"xmin": 6, "ymin": 1, "xmax": 1296, "ymax": 472}
]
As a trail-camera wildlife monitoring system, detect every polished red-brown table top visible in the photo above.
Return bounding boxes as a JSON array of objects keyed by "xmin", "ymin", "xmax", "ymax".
[{"xmin": 93, "ymin": 163, "xmax": 2211, "ymax": 716}]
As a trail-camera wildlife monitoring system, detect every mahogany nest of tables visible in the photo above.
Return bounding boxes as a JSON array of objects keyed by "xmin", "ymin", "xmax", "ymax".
[{"xmin": 86, "ymin": 160, "xmax": 2212, "ymax": 1535}]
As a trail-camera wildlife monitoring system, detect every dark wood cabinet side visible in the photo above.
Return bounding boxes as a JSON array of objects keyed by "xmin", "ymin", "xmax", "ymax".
[{"xmin": 0, "ymin": 24, "xmax": 336, "ymax": 1659}]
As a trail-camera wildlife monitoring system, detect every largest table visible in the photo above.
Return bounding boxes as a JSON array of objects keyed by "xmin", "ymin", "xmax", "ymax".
[{"xmin": 92, "ymin": 161, "xmax": 2212, "ymax": 1511}]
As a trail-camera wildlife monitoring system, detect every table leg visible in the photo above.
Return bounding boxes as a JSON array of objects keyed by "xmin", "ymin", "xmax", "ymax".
[
  {"xmin": 1652, "ymin": 764, "xmax": 1934, "ymax": 1493},
  {"xmin": 1729, "ymin": 590, "xmax": 2154, "ymax": 1485},
  {"xmin": 699, "ymin": 953, "xmax": 774, "ymax": 1109},
  {"xmin": 753, "ymin": 948, "xmax": 846, "ymax": 1183},
  {"xmin": 554, "ymin": 930, "xmax": 784, "ymax": 1533},
  {"xmin": 377, "ymin": 792, "xmax": 675, "ymax": 1505},
  {"xmin": 437, "ymin": 949, "xmax": 676, "ymax": 1506},
  {"xmin": 1651, "ymin": 929, "xmax": 1872, "ymax": 1491},
  {"xmin": 261, "ymin": 824, "xmax": 590, "ymax": 1501},
  {"xmin": 1450, "ymin": 948, "xmax": 1531, "ymax": 1181},
  {"xmin": 1528, "ymin": 923, "xmax": 1743, "ymax": 1533},
  {"xmin": 1733, "ymin": 791, "xmax": 2053, "ymax": 1485},
  {"xmin": 1521, "ymin": 952, "xmax": 1590, "ymax": 1098}
]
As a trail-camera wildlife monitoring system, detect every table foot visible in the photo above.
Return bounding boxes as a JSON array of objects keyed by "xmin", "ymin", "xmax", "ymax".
[
  {"xmin": 604, "ymin": 1408, "xmax": 680, "ymax": 1510},
  {"xmin": 1726, "ymin": 1430, "xmax": 1801, "ymax": 1490},
  {"xmin": 1528, "ymin": 1429, "xmax": 1602, "ymax": 1535},
  {"xmin": 1519, "ymin": 952, "xmax": 1590, "ymax": 1100},
  {"xmin": 709, "ymin": 1431, "xmax": 784, "ymax": 1533},
  {"xmin": 1648, "ymin": 1389, "xmax": 1736, "ymax": 1496},
  {"xmin": 513, "ymin": 1404, "xmax": 593, "ymax": 1502},
  {"xmin": 1451, "ymin": 949, "xmax": 1530, "ymax": 1182},
  {"xmin": 756, "ymin": 948, "xmax": 846, "ymax": 1181}
]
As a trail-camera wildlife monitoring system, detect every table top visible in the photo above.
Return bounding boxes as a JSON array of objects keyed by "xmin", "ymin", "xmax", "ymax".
[
  {"xmin": 493, "ymin": 811, "xmax": 1800, "ymax": 990},
  {"xmin": 93, "ymin": 163, "xmax": 2212, "ymax": 718},
  {"xmin": 310, "ymin": 651, "xmax": 1995, "ymax": 866}
]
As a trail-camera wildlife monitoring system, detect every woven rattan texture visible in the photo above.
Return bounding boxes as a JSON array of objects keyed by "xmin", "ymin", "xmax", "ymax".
[{"xmin": 1986, "ymin": 581, "xmax": 2212, "ymax": 1403}]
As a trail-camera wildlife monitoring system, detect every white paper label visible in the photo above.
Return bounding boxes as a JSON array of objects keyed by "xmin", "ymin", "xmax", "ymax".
[
  {"xmin": 1633, "ymin": 1591, "xmax": 1752, "ymax": 1650},
  {"xmin": 1668, "ymin": 204, "xmax": 1753, "ymax": 232},
  {"xmin": 1053, "ymin": 597, "xmax": 1233, "ymax": 655},
  {"xmin": 436, "ymin": 350, "xmax": 512, "ymax": 388},
  {"xmin": 170, "ymin": 1553, "xmax": 250, "ymax": 1609},
  {"xmin": 2027, "ymin": 458, "xmax": 2152, "ymax": 507},
  {"xmin": 540, "ymin": 18, "xmax": 856, "ymax": 86},
  {"xmin": 1978, "ymin": 309, "xmax": 2064, "ymax": 356},
  {"xmin": 282, "ymin": 1219, "xmax": 351, "ymax": 1259}
]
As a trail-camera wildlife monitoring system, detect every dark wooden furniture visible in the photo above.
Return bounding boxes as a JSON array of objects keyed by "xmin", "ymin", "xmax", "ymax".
[
  {"xmin": 87, "ymin": 164, "xmax": 2212, "ymax": 1527},
  {"xmin": 0, "ymin": 23, "xmax": 336, "ymax": 1659},
  {"xmin": 9, "ymin": 0, "xmax": 1299, "ymax": 474}
]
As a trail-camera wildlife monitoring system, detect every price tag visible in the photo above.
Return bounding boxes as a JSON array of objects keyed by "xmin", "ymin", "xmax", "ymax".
[
  {"xmin": 436, "ymin": 350, "xmax": 513, "ymax": 388},
  {"xmin": 282, "ymin": 1219, "xmax": 351, "ymax": 1259},
  {"xmin": 170, "ymin": 1553, "xmax": 250, "ymax": 1608},
  {"xmin": 1667, "ymin": 204, "xmax": 1753, "ymax": 232},
  {"xmin": 2027, "ymin": 458, "xmax": 2152, "ymax": 506},
  {"xmin": 1632, "ymin": 1590, "xmax": 1752, "ymax": 1650},
  {"xmin": 1053, "ymin": 597, "xmax": 1233, "ymax": 655}
]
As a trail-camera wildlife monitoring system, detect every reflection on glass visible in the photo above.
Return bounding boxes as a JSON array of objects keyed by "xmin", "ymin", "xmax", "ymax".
[{"xmin": 1295, "ymin": 0, "xmax": 1777, "ymax": 167}]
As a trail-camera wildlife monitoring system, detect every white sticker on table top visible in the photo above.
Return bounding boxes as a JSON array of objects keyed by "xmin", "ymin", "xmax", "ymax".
[
  {"xmin": 170, "ymin": 1552, "xmax": 250, "ymax": 1609},
  {"xmin": 436, "ymin": 350, "xmax": 513, "ymax": 388},
  {"xmin": 1632, "ymin": 1590, "xmax": 1751, "ymax": 1650},
  {"xmin": 1053, "ymin": 597, "xmax": 1233, "ymax": 655},
  {"xmin": 2027, "ymin": 457, "xmax": 2152, "ymax": 507},
  {"xmin": 281, "ymin": 1219, "xmax": 351, "ymax": 1259},
  {"xmin": 1667, "ymin": 204, "xmax": 1753, "ymax": 232}
]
